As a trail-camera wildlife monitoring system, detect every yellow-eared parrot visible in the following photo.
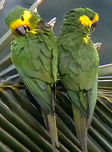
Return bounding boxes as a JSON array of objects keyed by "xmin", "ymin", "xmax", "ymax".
[
  {"xmin": 58, "ymin": 7, "xmax": 99, "ymax": 152},
  {"xmin": 5, "ymin": 6, "xmax": 58, "ymax": 151}
]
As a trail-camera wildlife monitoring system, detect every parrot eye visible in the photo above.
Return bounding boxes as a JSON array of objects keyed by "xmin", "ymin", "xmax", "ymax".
[
  {"xmin": 89, "ymin": 16, "xmax": 94, "ymax": 21},
  {"xmin": 21, "ymin": 16, "xmax": 24, "ymax": 21}
]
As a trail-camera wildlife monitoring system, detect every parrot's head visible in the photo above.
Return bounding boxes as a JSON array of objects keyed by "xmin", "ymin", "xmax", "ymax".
[
  {"xmin": 5, "ymin": 6, "xmax": 40, "ymax": 36},
  {"xmin": 61, "ymin": 7, "xmax": 99, "ymax": 36}
]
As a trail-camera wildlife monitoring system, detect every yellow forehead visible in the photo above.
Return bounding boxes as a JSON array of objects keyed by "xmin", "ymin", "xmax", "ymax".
[
  {"xmin": 23, "ymin": 10, "xmax": 32, "ymax": 24},
  {"xmin": 10, "ymin": 10, "xmax": 32, "ymax": 30},
  {"xmin": 79, "ymin": 13, "xmax": 99, "ymax": 27}
]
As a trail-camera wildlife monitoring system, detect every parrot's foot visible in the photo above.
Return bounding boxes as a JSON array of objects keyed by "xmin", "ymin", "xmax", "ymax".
[{"xmin": 94, "ymin": 42, "xmax": 102, "ymax": 50}]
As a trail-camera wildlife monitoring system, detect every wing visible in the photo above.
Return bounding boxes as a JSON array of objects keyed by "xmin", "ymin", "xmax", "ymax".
[
  {"xmin": 58, "ymin": 34, "xmax": 99, "ymax": 113},
  {"xmin": 11, "ymin": 33, "xmax": 57, "ymax": 83},
  {"xmin": 59, "ymin": 35, "xmax": 99, "ymax": 91},
  {"xmin": 11, "ymin": 33, "xmax": 57, "ymax": 113},
  {"xmin": 40, "ymin": 33, "xmax": 58, "ymax": 83}
]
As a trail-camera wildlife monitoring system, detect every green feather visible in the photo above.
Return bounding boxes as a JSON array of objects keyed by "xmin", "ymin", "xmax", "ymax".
[
  {"xmin": 58, "ymin": 7, "xmax": 99, "ymax": 152},
  {"xmin": 5, "ymin": 6, "xmax": 40, "ymax": 28},
  {"xmin": 5, "ymin": 6, "xmax": 58, "ymax": 151},
  {"xmin": 5, "ymin": 6, "xmax": 26, "ymax": 26}
]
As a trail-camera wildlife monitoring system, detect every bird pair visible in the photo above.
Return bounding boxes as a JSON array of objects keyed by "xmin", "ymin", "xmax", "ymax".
[{"xmin": 5, "ymin": 5, "xmax": 99, "ymax": 152}]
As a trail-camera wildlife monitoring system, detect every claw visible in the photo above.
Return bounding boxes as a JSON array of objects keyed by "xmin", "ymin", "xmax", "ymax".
[
  {"xmin": 48, "ymin": 17, "xmax": 57, "ymax": 28},
  {"xmin": 94, "ymin": 42, "xmax": 102, "ymax": 50}
]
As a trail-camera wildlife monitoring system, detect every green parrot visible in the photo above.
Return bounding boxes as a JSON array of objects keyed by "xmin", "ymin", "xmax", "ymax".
[
  {"xmin": 5, "ymin": 6, "xmax": 58, "ymax": 151},
  {"xmin": 58, "ymin": 7, "xmax": 99, "ymax": 152}
]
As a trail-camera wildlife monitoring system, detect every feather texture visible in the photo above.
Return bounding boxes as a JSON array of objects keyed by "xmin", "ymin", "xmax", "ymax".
[
  {"xmin": 58, "ymin": 7, "xmax": 99, "ymax": 152},
  {"xmin": 5, "ymin": 6, "xmax": 58, "ymax": 151},
  {"xmin": 11, "ymin": 33, "xmax": 58, "ymax": 150}
]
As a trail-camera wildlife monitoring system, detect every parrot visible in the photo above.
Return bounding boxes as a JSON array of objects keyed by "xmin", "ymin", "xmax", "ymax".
[
  {"xmin": 5, "ymin": 6, "xmax": 58, "ymax": 151},
  {"xmin": 58, "ymin": 7, "xmax": 99, "ymax": 152}
]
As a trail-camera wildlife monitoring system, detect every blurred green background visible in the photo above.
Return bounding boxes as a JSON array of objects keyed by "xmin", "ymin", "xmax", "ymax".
[{"xmin": 0, "ymin": 0, "xmax": 112, "ymax": 65}]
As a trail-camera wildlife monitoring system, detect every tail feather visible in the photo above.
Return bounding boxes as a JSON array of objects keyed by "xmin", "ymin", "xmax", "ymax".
[
  {"xmin": 72, "ymin": 103, "xmax": 87, "ymax": 152},
  {"xmin": 21, "ymin": 76, "xmax": 59, "ymax": 151},
  {"xmin": 68, "ymin": 90, "xmax": 88, "ymax": 152},
  {"xmin": 67, "ymin": 90, "xmax": 87, "ymax": 116},
  {"xmin": 87, "ymin": 83, "xmax": 97, "ymax": 128},
  {"xmin": 47, "ymin": 113, "xmax": 59, "ymax": 151}
]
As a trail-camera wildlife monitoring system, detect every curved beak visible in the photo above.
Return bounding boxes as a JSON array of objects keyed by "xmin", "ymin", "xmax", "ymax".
[
  {"xmin": 91, "ymin": 21, "xmax": 97, "ymax": 28},
  {"xmin": 16, "ymin": 25, "xmax": 27, "ymax": 36},
  {"xmin": 90, "ymin": 21, "xmax": 97, "ymax": 33}
]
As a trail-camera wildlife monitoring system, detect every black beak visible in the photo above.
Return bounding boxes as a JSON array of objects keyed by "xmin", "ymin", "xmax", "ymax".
[
  {"xmin": 90, "ymin": 21, "xmax": 97, "ymax": 34},
  {"xmin": 16, "ymin": 25, "xmax": 27, "ymax": 36},
  {"xmin": 91, "ymin": 21, "xmax": 97, "ymax": 28}
]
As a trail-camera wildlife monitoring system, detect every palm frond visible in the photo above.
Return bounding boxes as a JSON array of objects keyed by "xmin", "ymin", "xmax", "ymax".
[{"xmin": 0, "ymin": 0, "xmax": 112, "ymax": 151}]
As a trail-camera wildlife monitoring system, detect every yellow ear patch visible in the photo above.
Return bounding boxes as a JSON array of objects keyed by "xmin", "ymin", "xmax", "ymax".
[
  {"xmin": 10, "ymin": 19, "xmax": 24, "ymax": 30},
  {"xmin": 79, "ymin": 13, "xmax": 99, "ymax": 27},
  {"xmin": 10, "ymin": 10, "xmax": 32, "ymax": 30}
]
